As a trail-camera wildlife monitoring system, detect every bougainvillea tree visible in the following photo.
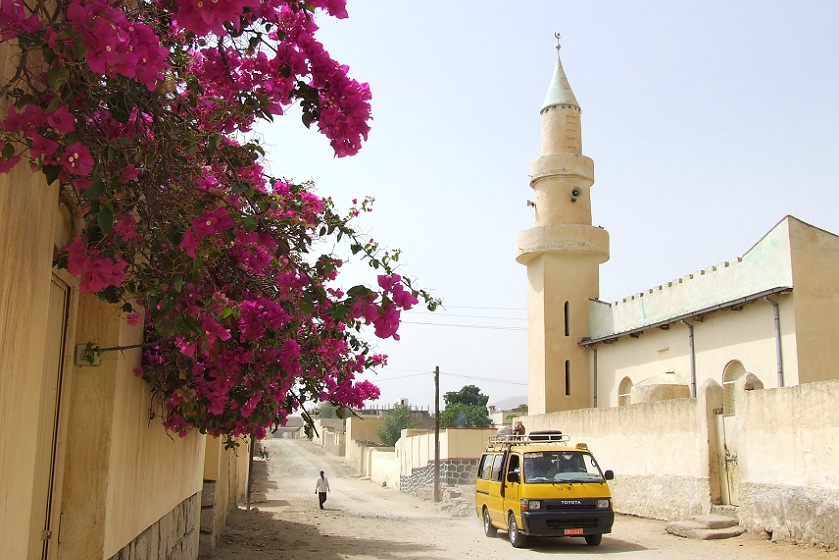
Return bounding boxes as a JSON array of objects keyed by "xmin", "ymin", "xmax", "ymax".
[{"xmin": 0, "ymin": 0, "xmax": 438, "ymax": 441}]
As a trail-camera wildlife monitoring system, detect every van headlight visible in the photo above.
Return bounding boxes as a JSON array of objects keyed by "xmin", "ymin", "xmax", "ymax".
[
  {"xmin": 521, "ymin": 499, "xmax": 541, "ymax": 511},
  {"xmin": 597, "ymin": 499, "xmax": 610, "ymax": 509}
]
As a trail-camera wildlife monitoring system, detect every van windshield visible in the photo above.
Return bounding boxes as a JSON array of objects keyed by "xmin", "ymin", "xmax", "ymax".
[{"xmin": 522, "ymin": 451, "xmax": 605, "ymax": 483}]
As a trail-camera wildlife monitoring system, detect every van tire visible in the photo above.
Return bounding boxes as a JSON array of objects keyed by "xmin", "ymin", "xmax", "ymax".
[
  {"xmin": 482, "ymin": 508, "xmax": 497, "ymax": 537},
  {"xmin": 585, "ymin": 534, "xmax": 602, "ymax": 546},
  {"xmin": 508, "ymin": 513, "xmax": 527, "ymax": 548}
]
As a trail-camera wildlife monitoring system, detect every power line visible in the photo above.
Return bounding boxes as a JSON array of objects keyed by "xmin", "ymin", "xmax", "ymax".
[
  {"xmin": 370, "ymin": 368, "xmax": 526, "ymax": 386},
  {"xmin": 409, "ymin": 311, "xmax": 526, "ymax": 321},
  {"xmin": 401, "ymin": 320, "xmax": 525, "ymax": 331},
  {"xmin": 443, "ymin": 305, "xmax": 526, "ymax": 311}
]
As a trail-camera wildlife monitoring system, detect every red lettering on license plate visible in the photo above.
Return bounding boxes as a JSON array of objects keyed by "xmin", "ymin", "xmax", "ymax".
[{"xmin": 564, "ymin": 528, "xmax": 584, "ymax": 536}]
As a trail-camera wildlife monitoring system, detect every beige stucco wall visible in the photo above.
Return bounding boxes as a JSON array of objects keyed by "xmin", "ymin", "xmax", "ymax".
[
  {"xmin": 396, "ymin": 428, "xmax": 497, "ymax": 479},
  {"xmin": 59, "ymin": 293, "xmax": 205, "ymax": 559},
  {"xmin": 0, "ymin": 37, "xmax": 64, "ymax": 559},
  {"xmin": 787, "ymin": 218, "xmax": 839, "ymax": 384},
  {"xmin": 738, "ymin": 380, "xmax": 839, "ymax": 549},
  {"xmin": 522, "ymin": 384, "xmax": 718, "ymax": 520},
  {"xmin": 345, "ymin": 415, "xmax": 384, "ymax": 474},
  {"xmin": 595, "ymin": 294, "xmax": 797, "ymax": 407},
  {"xmin": 201, "ymin": 436, "xmax": 248, "ymax": 555},
  {"xmin": 367, "ymin": 448, "xmax": 400, "ymax": 489}
]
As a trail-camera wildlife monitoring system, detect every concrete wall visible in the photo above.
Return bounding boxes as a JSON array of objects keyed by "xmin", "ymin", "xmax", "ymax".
[
  {"xmin": 0, "ymin": 39, "xmax": 66, "ymax": 559},
  {"xmin": 522, "ymin": 382, "xmax": 719, "ymax": 521},
  {"xmin": 368, "ymin": 448, "xmax": 400, "ymax": 489},
  {"xmin": 61, "ymin": 294, "xmax": 205, "ymax": 559},
  {"xmin": 1, "ymin": 42, "xmax": 209, "ymax": 559},
  {"xmin": 738, "ymin": 380, "xmax": 839, "ymax": 549},
  {"xmin": 788, "ymin": 218, "xmax": 839, "ymax": 384},
  {"xmin": 345, "ymin": 415, "xmax": 384, "ymax": 474},
  {"xmin": 200, "ymin": 436, "xmax": 248, "ymax": 556},
  {"xmin": 595, "ymin": 294, "xmax": 795, "ymax": 408}
]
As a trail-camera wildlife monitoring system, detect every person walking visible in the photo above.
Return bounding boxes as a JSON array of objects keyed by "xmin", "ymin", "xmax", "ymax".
[{"xmin": 315, "ymin": 470, "xmax": 330, "ymax": 509}]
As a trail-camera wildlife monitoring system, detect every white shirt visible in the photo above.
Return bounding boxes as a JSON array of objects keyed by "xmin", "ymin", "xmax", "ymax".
[{"xmin": 315, "ymin": 476, "xmax": 330, "ymax": 492}]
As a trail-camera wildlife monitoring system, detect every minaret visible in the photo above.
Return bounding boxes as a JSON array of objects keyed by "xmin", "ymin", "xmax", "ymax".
[{"xmin": 516, "ymin": 36, "xmax": 610, "ymax": 415}]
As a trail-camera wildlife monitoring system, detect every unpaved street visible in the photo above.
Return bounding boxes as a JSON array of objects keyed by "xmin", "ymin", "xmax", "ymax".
[{"xmin": 209, "ymin": 439, "xmax": 836, "ymax": 560}]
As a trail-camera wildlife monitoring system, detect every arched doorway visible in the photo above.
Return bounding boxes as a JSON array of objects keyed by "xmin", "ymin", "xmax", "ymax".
[{"xmin": 718, "ymin": 361, "xmax": 746, "ymax": 506}]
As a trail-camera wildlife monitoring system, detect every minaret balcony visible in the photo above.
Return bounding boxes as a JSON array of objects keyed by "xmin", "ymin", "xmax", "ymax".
[{"xmin": 515, "ymin": 223, "xmax": 610, "ymax": 266}]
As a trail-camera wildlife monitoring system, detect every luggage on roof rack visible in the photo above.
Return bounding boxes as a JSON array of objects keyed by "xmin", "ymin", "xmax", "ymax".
[{"xmin": 528, "ymin": 430, "xmax": 564, "ymax": 442}]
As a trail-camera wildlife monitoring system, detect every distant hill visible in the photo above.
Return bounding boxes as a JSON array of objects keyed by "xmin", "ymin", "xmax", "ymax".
[{"xmin": 489, "ymin": 395, "xmax": 528, "ymax": 411}]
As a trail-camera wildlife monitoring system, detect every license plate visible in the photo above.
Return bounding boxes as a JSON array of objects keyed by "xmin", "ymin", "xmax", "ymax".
[{"xmin": 564, "ymin": 528, "xmax": 584, "ymax": 536}]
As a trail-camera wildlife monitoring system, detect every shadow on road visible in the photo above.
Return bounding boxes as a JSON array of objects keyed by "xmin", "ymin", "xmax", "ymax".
[
  {"xmin": 488, "ymin": 533, "xmax": 649, "ymax": 555},
  {"xmin": 217, "ymin": 507, "xmax": 444, "ymax": 560}
]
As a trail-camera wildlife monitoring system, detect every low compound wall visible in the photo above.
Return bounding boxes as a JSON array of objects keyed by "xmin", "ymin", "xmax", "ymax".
[
  {"xmin": 522, "ymin": 380, "xmax": 720, "ymax": 521},
  {"xmin": 738, "ymin": 380, "xmax": 839, "ymax": 550}
]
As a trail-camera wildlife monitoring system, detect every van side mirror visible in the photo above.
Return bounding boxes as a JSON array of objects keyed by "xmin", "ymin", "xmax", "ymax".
[
  {"xmin": 604, "ymin": 470, "xmax": 614, "ymax": 481},
  {"xmin": 507, "ymin": 470, "xmax": 520, "ymax": 483}
]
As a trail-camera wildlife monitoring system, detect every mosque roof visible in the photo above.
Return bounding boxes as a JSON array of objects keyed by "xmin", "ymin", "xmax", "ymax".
[{"xmin": 541, "ymin": 34, "xmax": 580, "ymax": 113}]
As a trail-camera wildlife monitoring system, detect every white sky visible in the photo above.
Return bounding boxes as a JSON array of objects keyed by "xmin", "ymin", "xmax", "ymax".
[{"xmin": 258, "ymin": 0, "xmax": 839, "ymax": 412}]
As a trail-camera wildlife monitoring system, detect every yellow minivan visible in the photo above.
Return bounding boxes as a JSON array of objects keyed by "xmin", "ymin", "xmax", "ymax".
[{"xmin": 474, "ymin": 431, "xmax": 614, "ymax": 548}]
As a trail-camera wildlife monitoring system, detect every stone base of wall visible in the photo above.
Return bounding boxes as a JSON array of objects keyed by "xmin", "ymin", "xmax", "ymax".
[
  {"xmin": 400, "ymin": 459, "xmax": 479, "ymax": 496},
  {"xmin": 108, "ymin": 493, "xmax": 200, "ymax": 560},
  {"xmin": 610, "ymin": 475, "xmax": 709, "ymax": 521},
  {"xmin": 740, "ymin": 482, "xmax": 839, "ymax": 551},
  {"xmin": 199, "ymin": 481, "xmax": 219, "ymax": 557}
]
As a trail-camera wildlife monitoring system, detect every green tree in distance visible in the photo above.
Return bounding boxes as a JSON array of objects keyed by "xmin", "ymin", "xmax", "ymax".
[
  {"xmin": 440, "ymin": 385, "xmax": 492, "ymax": 428},
  {"xmin": 377, "ymin": 404, "xmax": 416, "ymax": 446}
]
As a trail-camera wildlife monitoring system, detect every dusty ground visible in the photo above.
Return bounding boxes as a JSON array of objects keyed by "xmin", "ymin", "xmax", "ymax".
[{"xmin": 209, "ymin": 439, "xmax": 837, "ymax": 560}]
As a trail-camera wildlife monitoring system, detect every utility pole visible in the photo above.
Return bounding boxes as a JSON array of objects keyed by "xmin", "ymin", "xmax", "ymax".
[{"xmin": 434, "ymin": 365, "xmax": 441, "ymax": 502}]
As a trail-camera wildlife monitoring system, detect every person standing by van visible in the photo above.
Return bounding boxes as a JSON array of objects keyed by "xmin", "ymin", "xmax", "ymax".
[{"xmin": 315, "ymin": 470, "xmax": 330, "ymax": 509}]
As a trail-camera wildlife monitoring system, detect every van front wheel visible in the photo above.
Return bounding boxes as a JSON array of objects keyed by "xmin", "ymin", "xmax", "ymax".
[
  {"xmin": 482, "ymin": 508, "xmax": 497, "ymax": 537},
  {"xmin": 585, "ymin": 534, "xmax": 602, "ymax": 546},
  {"xmin": 508, "ymin": 513, "xmax": 527, "ymax": 548}
]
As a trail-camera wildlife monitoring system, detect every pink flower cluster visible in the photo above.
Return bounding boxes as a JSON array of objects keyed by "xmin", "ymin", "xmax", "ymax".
[
  {"xmin": 65, "ymin": 237, "xmax": 129, "ymax": 292},
  {"xmin": 0, "ymin": 0, "xmax": 433, "ymax": 440},
  {"xmin": 67, "ymin": 0, "xmax": 169, "ymax": 89}
]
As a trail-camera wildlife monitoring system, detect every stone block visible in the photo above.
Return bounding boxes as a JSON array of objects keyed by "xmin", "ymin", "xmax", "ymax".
[
  {"xmin": 200, "ymin": 506, "xmax": 216, "ymax": 534},
  {"xmin": 201, "ymin": 483, "xmax": 217, "ymax": 507}
]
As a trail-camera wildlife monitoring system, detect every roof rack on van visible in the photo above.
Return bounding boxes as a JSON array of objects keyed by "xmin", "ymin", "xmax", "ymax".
[{"xmin": 485, "ymin": 430, "xmax": 570, "ymax": 449}]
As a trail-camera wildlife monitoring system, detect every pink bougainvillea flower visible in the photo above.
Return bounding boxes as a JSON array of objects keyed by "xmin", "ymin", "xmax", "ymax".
[
  {"xmin": 58, "ymin": 141, "xmax": 94, "ymax": 177},
  {"xmin": 47, "ymin": 106, "xmax": 76, "ymax": 134},
  {"xmin": 30, "ymin": 134, "xmax": 59, "ymax": 159},
  {"xmin": 174, "ymin": 0, "xmax": 260, "ymax": 36},
  {"xmin": 120, "ymin": 165, "xmax": 140, "ymax": 183}
]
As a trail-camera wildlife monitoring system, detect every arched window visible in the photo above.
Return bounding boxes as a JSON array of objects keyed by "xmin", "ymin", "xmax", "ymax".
[
  {"xmin": 564, "ymin": 301, "xmax": 570, "ymax": 337},
  {"xmin": 722, "ymin": 361, "xmax": 747, "ymax": 416},
  {"xmin": 564, "ymin": 360, "xmax": 571, "ymax": 396},
  {"xmin": 618, "ymin": 377, "xmax": 633, "ymax": 407}
]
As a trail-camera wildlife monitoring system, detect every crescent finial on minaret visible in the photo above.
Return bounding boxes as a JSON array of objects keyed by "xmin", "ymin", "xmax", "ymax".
[{"xmin": 555, "ymin": 32, "xmax": 561, "ymax": 50}]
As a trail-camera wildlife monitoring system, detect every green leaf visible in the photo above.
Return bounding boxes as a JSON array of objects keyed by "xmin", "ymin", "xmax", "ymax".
[
  {"xmin": 97, "ymin": 205, "xmax": 114, "ymax": 233},
  {"xmin": 301, "ymin": 111, "xmax": 314, "ymax": 129},
  {"xmin": 1, "ymin": 143, "xmax": 15, "ymax": 160},
  {"xmin": 84, "ymin": 175, "xmax": 106, "ymax": 199},
  {"xmin": 42, "ymin": 164, "xmax": 62, "ymax": 186},
  {"xmin": 46, "ymin": 65, "xmax": 70, "ymax": 91},
  {"xmin": 350, "ymin": 244, "xmax": 362, "ymax": 255}
]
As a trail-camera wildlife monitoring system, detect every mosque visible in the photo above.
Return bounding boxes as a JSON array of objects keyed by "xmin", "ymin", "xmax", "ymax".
[{"xmin": 517, "ymin": 37, "xmax": 839, "ymax": 417}]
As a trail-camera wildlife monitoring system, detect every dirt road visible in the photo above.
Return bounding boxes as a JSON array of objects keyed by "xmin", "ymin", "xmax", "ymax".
[{"xmin": 209, "ymin": 438, "xmax": 835, "ymax": 560}]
